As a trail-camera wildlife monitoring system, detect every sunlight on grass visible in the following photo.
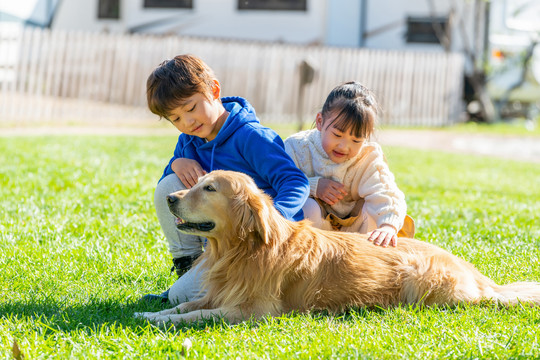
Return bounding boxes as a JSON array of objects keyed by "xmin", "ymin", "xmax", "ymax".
[{"xmin": 1, "ymin": 133, "xmax": 539, "ymax": 359}]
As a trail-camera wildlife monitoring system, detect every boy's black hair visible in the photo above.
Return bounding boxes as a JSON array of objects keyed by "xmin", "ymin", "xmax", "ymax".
[
  {"xmin": 320, "ymin": 81, "xmax": 378, "ymax": 139},
  {"xmin": 146, "ymin": 54, "xmax": 217, "ymax": 119}
]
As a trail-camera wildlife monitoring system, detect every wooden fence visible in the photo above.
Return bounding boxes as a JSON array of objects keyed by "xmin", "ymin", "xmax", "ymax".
[{"xmin": 0, "ymin": 25, "xmax": 465, "ymax": 127}]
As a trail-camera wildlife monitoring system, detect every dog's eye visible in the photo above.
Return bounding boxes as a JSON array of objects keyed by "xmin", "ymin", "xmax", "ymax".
[{"xmin": 203, "ymin": 185, "xmax": 216, "ymax": 192}]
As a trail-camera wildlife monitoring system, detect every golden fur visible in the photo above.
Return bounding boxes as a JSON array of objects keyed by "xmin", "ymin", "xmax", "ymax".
[{"xmin": 138, "ymin": 170, "xmax": 540, "ymax": 325}]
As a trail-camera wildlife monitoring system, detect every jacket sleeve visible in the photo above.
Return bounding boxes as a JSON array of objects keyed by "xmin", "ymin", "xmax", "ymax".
[
  {"xmin": 158, "ymin": 135, "xmax": 185, "ymax": 183},
  {"xmin": 244, "ymin": 129, "xmax": 310, "ymax": 220},
  {"xmin": 355, "ymin": 145, "xmax": 407, "ymax": 230}
]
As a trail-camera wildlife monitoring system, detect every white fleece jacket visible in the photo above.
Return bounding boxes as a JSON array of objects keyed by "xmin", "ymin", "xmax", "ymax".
[{"xmin": 284, "ymin": 129, "xmax": 406, "ymax": 230}]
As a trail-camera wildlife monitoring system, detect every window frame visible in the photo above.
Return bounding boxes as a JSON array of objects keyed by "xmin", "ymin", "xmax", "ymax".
[
  {"xmin": 405, "ymin": 16, "xmax": 449, "ymax": 44},
  {"xmin": 143, "ymin": 0, "xmax": 193, "ymax": 9},
  {"xmin": 97, "ymin": 0, "xmax": 120, "ymax": 19},
  {"xmin": 237, "ymin": 0, "xmax": 307, "ymax": 11}
]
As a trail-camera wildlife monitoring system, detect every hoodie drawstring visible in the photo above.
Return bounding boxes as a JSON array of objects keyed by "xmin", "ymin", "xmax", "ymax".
[
  {"xmin": 210, "ymin": 143, "xmax": 216, "ymax": 171},
  {"xmin": 181, "ymin": 137, "xmax": 195, "ymax": 153}
]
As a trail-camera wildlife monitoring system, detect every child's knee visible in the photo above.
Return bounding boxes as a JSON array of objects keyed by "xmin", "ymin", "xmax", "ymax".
[
  {"xmin": 302, "ymin": 198, "xmax": 325, "ymax": 228},
  {"xmin": 302, "ymin": 198, "xmax": 321, "ymax": 218}
]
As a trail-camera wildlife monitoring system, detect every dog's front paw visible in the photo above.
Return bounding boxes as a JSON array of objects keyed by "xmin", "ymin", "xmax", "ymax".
[
  {"xmin": 175, "ymin": 302, "xmax": 192, "ymax": 313},
  {"xmin": 134, "ymin": 311, "xmax": 160, "ymax": 321}
]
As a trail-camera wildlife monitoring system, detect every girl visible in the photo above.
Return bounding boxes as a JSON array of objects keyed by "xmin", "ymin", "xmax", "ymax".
[{"xmin": 284, "ymin": 81, "xmax": 413, "ymax": 248}]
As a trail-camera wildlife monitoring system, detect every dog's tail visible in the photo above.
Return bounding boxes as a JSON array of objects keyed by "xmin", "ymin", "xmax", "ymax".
[{"xmin": 487, "ymin": 281, "xmax": 540, "ymax": 306}]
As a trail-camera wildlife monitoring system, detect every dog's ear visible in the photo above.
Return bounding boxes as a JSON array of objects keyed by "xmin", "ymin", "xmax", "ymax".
[
  {"xmin": 233, "ymin": 183, "xmax": 273, "ymax": 244},
  {"xmin": 247, "ymin": 190, "xmax": 273, "ymax": 245}
]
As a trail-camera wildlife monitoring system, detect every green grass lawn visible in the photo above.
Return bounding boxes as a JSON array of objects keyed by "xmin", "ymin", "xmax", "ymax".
[{"xmin": 1, "ymin": 133, "xmax": 539, "ymax": 359}]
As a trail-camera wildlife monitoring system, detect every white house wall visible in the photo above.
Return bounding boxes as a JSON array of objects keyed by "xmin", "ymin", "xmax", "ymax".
[
  {"xmin": 325, "ymin": 0, "xmax": 361, "ymax": 47},
  {"xmin": 53, "ymin": 0, "xmax": 126, "ymax": 33},
  {"xmin": 53, "ymin": 0, "xmax": 328, "ymax": 44},
  {"xmin": 363, "ymin": 0, "xmax": 479, "ymax": 54},
  {"xmin": 10, "ymin": 0, "xmax": 481, "ymax": 54}
]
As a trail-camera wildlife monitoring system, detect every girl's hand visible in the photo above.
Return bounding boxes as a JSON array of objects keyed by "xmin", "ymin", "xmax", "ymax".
[
  {"xmin": 316, "ymin": 178, "xmax": 348, "ymax": 205},
  {"xmin": 367, "ymin": 224, "xmax": 398, "ymax": 247},
  {"xmin": 171, "ymin": 158, "xmax": 207, "ymax": 188}
]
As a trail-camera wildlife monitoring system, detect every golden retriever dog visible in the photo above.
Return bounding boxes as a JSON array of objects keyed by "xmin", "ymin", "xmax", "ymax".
[{"xmin": 137, "ymin": 170, "xmax": 540, "ymax": 325}]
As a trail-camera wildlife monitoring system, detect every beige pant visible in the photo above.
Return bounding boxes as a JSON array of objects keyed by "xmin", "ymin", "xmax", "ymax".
[
  {"xmin": 303, "ymin": 197, "xmax": 416, "ymax": 238},
  {"xmin": 302, "ymin": 197, "xmax": 377, "ymax": 233}
]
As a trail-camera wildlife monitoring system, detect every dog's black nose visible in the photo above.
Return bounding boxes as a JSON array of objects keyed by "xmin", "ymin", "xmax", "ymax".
[{"xmin": 166, "ymin": 195, "xmax": 177, "ymax": 204}]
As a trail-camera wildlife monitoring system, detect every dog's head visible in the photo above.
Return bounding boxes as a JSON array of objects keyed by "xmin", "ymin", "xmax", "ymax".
[{"xmin": 167, "ymin": 170, "xmax": 278, "ymax": 246}]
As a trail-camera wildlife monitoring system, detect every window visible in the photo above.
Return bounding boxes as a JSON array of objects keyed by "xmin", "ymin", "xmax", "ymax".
[
  {"xmin": 238, "ymin": 0, "xmax": 307, "ymax": 11},
  {"xmin": 144, "ymin": 0, "xmax": 193, "ymax": 8},
  {"xmin": 406, "ymin": 16, "xmax": 448, "ymax": 44},
  {"xmin": 98, "ymin": 0, "xmax": 120, "ymax": 19}
]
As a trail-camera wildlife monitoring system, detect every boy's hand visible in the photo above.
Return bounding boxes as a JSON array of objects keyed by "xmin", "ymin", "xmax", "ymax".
[
  {"xmin": 172, "ymin": 158, "xmax": 207, "ymax": 188},
  {"xmin": 316, "ymin": 178, "xmax": 348, "ymax": 205},
  {"xmin": 367, "ymin": 224, "xmax": 398, "ymax": 247}
]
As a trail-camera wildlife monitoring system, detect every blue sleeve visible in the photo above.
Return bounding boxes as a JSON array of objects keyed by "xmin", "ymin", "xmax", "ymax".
[
  {"xmin": 159, "ymin": 135, "xmax": 185, "ymax": 183},
  {"xmin": 242, "ymin": 128, "xmax": 309, "ymax": 220}
]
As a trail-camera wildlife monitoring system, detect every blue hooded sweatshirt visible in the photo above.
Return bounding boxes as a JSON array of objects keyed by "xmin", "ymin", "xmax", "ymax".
[{"xmin": 159, "ymin": 96, "xmax": 309, "ymax": 221}]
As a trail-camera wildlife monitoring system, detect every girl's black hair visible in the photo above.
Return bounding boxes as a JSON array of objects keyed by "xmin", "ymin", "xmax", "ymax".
[{"xmin": 320, "ymin": 81, "xmax": 378, "ymax": 139}]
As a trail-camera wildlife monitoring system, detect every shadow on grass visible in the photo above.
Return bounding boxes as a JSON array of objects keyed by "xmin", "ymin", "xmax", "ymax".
[
  {"xmin": 0, "ymin": 299, "xmax": 386, "ymax": 333},
  {"xmin": 1, "ymin": 296, "xmax": 266, "ymax": 333},
  {"xmin": 0, "ymin": 296, "xmax": 178, "ymax": 332},
  {"xmin": 1, "ymin": 297, "xmax": 514, "ymax": 335}
]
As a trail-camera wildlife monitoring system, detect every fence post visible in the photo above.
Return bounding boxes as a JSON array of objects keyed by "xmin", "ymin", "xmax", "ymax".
[{"xmin": 296, "ymin": 59, "xmax": 315, "ymax": 131}]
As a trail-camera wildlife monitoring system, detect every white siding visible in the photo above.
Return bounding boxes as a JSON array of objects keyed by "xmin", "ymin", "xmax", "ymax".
[
  {"xmin": 325, "ymin": 0, "xmax": 361, "ymax": 47},
  {"xmin": 53, "ymin": 0, "xmax": 327, "ymax": 44}
]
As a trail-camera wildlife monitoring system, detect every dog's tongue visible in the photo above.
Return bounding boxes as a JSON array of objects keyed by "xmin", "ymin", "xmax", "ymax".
[{"xmin": 175, "ymin": 217, "xmax": 184, "ymax": 225}]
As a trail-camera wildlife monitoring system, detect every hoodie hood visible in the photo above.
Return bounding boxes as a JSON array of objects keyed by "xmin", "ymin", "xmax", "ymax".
[
  {"xmin": 191, "ymin": 96, "xmax": 258, "ymax": 151},
  {"xmin": 187, "ymin": 97, "xmax": 259, "ymax": 171},
  {"xmin": 214, "ymin": 97, "xmax": 258, "ymax": 145}
]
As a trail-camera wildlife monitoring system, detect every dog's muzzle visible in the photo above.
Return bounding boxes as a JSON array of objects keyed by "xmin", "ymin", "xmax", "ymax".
[{"xmin": 167, "ymin": 194, "xmax": 215, "ymax": 232}]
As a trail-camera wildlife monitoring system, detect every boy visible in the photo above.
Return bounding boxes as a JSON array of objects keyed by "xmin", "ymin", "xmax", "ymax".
[{"xmin": 144, "ymin": 55, "xmax": 309, "ymax": 304}]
